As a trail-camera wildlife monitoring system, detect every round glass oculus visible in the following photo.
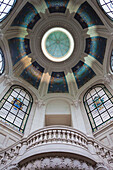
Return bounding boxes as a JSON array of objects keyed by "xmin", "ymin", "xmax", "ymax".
[{"xmin": 41, "ymin": 27, "xmax": 74, "ymax": 62}]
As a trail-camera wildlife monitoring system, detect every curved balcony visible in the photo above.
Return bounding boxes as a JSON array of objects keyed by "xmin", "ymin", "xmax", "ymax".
[
  {"xmin": 0, "ymin": 126, "xmax": 113, "ymax": 170},
  {"xmin": 24, "ymin": 126, "xmax": 92, "ymax": 160}
]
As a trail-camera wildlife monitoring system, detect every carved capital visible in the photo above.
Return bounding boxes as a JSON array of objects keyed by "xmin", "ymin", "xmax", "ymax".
[
  {"xmin": 38, "ymin": 99, "xmax": 45, "ymax": 108},
  {"xmin": 4, "ymin": 74, "xmax": 13, "ymax": 86},
  {"xmin": 104, "ymin": 73, "xmax": 112, "ymax": 84},
  {"xmin": 71, "ymin": 99, "xmax": 81, "ymax": 108}
]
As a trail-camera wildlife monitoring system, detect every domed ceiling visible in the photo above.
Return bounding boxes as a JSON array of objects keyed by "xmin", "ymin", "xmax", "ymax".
[{"xmin": 7, "ymin": 0, "xmax": 107, "ymax": 97}]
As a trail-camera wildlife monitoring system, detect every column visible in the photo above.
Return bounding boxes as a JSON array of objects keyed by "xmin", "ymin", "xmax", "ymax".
[
  {"xmin": 71, "ymin": 100, "xmax": 86, "ymax": 133},
  {"xmin": 30, "ymin": 100, "xmax": 46, "ymax": 133}
]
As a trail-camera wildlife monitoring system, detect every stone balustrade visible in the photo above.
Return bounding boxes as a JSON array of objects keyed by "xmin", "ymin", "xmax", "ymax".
[
  {"xmin": 0, "ymin": 126, "xmax": 113, "ymax": 170},
  {"xmin": 26, "ymin": 126, "xmax": 88, "ymax": 150},
  {"xmin": 0, "ymin": 141, "xmax": 21, "ymax": 169}
]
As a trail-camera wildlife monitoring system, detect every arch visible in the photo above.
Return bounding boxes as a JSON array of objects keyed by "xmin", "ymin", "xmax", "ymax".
[
  {"xmin": 0, "ymin": 48, "xmax": 5, "ymax": 75},
  {"xmin": 83, "ymin": 84, "xmax": 113, "ymax": 132},
  {"xmin": 45, "ymin": 99, "xmax": 71, "ymax": 126},
  {"xmin": 97, "ymin": 0, "xmax": 113, "ymax": 20},
  {"xmin": 0, "ymin": 85, "xmax": 33, "ymax": 133},
  {"xmin": 0, "ymin": 0, "xmax": 16, "ymax": 22}
]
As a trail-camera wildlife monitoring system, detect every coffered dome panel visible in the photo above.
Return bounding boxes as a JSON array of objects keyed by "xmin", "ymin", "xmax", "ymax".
[{"xmin": 7, "ymin": 0, "xmax": 107, "ymax": 97}]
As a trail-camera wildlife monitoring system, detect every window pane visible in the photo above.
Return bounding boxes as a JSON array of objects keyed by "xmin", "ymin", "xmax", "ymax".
[
  {"xmin": 17, "ymin": 110, "xmax": 25, "ymax": 119},
  {"xmin": 101, "ymin": 112, "xmax": 110, "ymax": 121},
  {"xmin": 91, "ymin": 109, "xmax": 99, "ymax": 118},
  {"xmin": 6, "ymin": 113, "xmax": 15, "ymax": 123},
  {"xmin": 14, "ymin": 117, "xmax": 22, "ymax": 127},
  {"xmin": 97, "ymin": 0, "xmax": 113, "ymax": 20},
  {"xmin": 0, "ymin": 85, "xmax": 33, "ymax": 133},
  {"xmin": 108, "ymin": 107, "xmax": 113, "ymax": 117},
  {"xmin": 11, "ymin": 91, "xmax": 18, "ymax": 97},
  {"xmin": 0, "ymin": 0, "xmax": 16, "ymax": 22},
  {"xmin": 84, "ymin": 84, "xmax": 113, "ymax": 132},
  {"xmin": 0, "ymin": 108, "xmax": 8, "ymax": 118},
  {"xmin": 94, "ymin": 116, "xmax": 102, "ymax": 126}
]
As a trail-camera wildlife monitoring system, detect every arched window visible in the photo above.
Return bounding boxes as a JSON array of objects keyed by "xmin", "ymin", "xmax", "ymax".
[
  {"xmin": 0, "ymin": 85, "xmax": 33, "ymax": 133},
  {"xmin": 0, "ymin": 48, "xmax": 5, "ymax": 75},
  {"xmin": 0, "ymin": 0, "xmax": 16, "ymax": 22},
  {"xmin": 97, "ymin": 0, "xmax": 113, "ymax": 20},
  {"xmin": 110, "ymin": 49, "xmax": 113, "ymax": 72},
  {"xmin": 83, "ymin": 84, "xmax": 113, "ymax": 132}
]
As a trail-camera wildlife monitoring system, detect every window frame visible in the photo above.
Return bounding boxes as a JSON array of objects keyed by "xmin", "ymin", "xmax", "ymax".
[
  {"xmin": 0, "ymin": 0, "xmax": 17, "ymax": 22},
  {"xmin": 83, "ymin": 84, "xmax": 113, "ymax": 132},
  {"xmin": 97, "ymin": 0, "xmax": 113, "ymax": 21},
  {"xmin": 0, "ymin": 85, "xmax": 33, "ymax": 133},
  {"xmin": 110, "ymin": 49, "xmax": 113, "ymax": 72},
  {"xmin": 0, "ymin": 48, "xmax": 5, "ymax": 75}
]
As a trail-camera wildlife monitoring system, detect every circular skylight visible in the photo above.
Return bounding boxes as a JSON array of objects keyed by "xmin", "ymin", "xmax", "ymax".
[{"xmin": 41, "ymin": 27, "xmax": 74, "ymax": 62}]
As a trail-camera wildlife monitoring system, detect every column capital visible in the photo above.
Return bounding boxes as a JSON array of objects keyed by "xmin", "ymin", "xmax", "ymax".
[{"xmin": 71, "ymin": 99, "xmax": 82, "ymax": 108}]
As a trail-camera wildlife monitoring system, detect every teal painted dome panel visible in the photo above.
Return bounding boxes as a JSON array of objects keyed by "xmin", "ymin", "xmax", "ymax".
[{"xmin": 46, "ymin": 31, "xmax": 70, "ymax": 58}]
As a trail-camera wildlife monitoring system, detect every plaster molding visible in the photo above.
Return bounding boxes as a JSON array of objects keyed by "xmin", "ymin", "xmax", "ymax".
[
  {"xmin": 7, "ymin": 163, "xmax": 19, "ymax": 170},
  {"xmin": 20, "ymin": 156, "xmax": 94, "ymax": 170},
  {"xmin": 95, "ymin": 162, "xmax": 109, "ymax": 170}
]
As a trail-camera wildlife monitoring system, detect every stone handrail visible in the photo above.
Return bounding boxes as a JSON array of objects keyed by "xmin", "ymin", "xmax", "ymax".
[
  {"xmin": 0, "ymin": 126, "xmax": 113, "ymax": 169},
  {"xmin": 0, "ymin": 141, "xmax": 21, "ymax": 169}
]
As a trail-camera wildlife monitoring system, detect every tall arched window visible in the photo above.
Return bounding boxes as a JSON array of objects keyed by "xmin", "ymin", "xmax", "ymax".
[
  {"xmin": 97, "ymin": 0, "xmax": 113, "ymax": 20},
  {"xmin": 0, "ymin": 85, "xmax": 33, "ymax": 133},
  {"xmin": 83, "ymin": 84, "xmax": 113, "ymax": 132},
  {"xmin": 110, "ymin": 49, "xmax": 113, "ymax": 72},
  {"xmin": 0, "ymin": 0, "xmax": 16, "ymax": 22},
  {"xmin": 0, "ymin": 48, "xmax": 5, "ymax": 75}
]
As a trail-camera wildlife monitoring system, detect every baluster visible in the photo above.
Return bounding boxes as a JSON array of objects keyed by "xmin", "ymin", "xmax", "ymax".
[
  {"xmin": 81, "ymin": 137, "xmax": 85, "ymax": 147},
  {"xmin": 47, "ymin": 130, "xmax": 52, "ymax": 143},
  {"xmin": 78, "ymin": 135, "xmax": 82, "ymax": 146},
  {"xmin": 52, "ymin": 130, "xmax": 56, "ymax": 143},
  {"xmin": 76, "ymin": 134, "xmax": 79, "ymax": 145},
  {"xmin": 57, "ymin": 130, "xmax": 61, "ymax": 143},
  {"xmin": 35, "ymin": 133, "xmax": 40, "ymax": 145},
  {"xmin": 95, "ymin": 144, "xmax": 101, "ymax": 154},
  {"xmin": 38, "ymin": 132, "xmax": 43, "ymax": 145},
  {"xmin": 67, "ymin": 131, "xmax": 71, "ymax": 144},
  {"xmin": 84, "ymin": 138, "xmax": 88, "ymax": 148},
  {"xmin": 28, "ymin": 139, "xmax": 32, "ymax": 149},
  {"xmin": 62, "ymin": 130, "xmax": 66, "ymax": 143},
  {"xmin": 14, "ymin": 144, "xmax": 21, "ymax": 155},
  {"xmin": 32, "ymin": 135, "xmax": 36, "ymax": 147},
  {"xmin": 100, "ymin": 147, "xmax": 105, "ymax": 158},
  {"xmin": 43, "ymin": 131, "xmax": 48, "ymax": 144},
  {"xmin": 1, "ymin": 152, "xmax": 7, "ymax": 164},
  {"xmin": 70, "ymin": 131, "xmax": 75, "ymax": 144},
  {"xmin": 9, "ymin": 148, "xmax": 15, "ymax": 159}
]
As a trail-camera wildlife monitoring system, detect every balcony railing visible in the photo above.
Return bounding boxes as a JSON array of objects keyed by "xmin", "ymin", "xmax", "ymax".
[
  {"xmin": 27, "ymin": 126, "xmax": 88, "ymax": 150},
  {"xmin": 0, "ymin": 126, "xmax": 113, "ymax": 170}
]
